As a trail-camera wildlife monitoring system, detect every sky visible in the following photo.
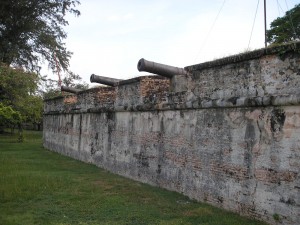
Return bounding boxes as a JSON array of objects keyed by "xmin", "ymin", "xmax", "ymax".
[{"xmin": 44, "ymin": 0, "xmax": 300, "ymax": 84}]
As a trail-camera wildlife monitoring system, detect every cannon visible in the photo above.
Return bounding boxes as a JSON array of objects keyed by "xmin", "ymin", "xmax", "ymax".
[
  {"xmin": 61, "ymin": 86, "xmax": 81, "ymax": 94},
  {"xmin": 137, "ymin": 58, "xmax": 188, "ymax": 78},
  {"xmin": 90, "ymin": 74, "xmax": 123, "ymax": 86}
]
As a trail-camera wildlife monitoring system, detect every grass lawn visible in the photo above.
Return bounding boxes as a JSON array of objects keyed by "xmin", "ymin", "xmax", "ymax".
[{"xmin": 0, "ymin": 130, "xmax": 267, "ymax": 225}]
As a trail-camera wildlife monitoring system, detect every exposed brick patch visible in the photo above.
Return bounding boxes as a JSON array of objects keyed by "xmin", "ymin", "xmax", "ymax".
[
  {"xmin": 140, "ymin": 76, "xmax": 170, "ymax": 98},
  {"xmin": 255, "ymin": 168, "xmax": 297, "ymax": 183},
  {"xmin": 165, "ymin": 151, "xmax": 202, "ymax": 170},
  {"xmin": 96, "ymin": 87, "xmax": 116, "ymax": 104},
  {"xmin": 64, "ymin": 95, "xmax": 77, "ymax": 104},
  {"xmin": 210, "ymin": 161, "xmax": 249, "ymax": 180}
]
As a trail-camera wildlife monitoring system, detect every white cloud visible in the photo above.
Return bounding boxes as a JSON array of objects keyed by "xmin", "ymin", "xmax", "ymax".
[
  {"xmin": 124, "ymin": 13, "xmax": 134, "ymax": 20},
  {"xmin": 106, "ymin": 13, "xmax": 134, "ymax": 22},
  {"xmin": 106, "ymin": 15, "xmax": 120, "ymax": 21}
]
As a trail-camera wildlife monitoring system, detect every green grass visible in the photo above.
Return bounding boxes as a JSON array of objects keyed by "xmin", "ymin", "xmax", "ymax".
[{"xmin": 0, "ymin": 130, "xmax": 267, "ymax": 225}]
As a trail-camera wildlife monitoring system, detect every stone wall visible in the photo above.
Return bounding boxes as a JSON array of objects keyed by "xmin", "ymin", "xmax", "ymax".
[{"xmin": 43, "ymin": 42, "xmax": 300, "ymax": 225}]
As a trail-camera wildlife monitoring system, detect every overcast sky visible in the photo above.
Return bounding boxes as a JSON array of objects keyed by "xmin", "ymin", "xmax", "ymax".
[{"xmin": 45, "ymin": 0, "xmax": 300, "ymax": 84}]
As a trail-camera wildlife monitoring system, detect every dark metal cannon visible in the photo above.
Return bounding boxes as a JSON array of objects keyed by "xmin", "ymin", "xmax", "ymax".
[
  {"xmin": 61, "ymin": 86, "xmax": 81, "ymax": 94},
  {"xmin": 90, "ymin": 74, "xmax": 123, "ymax": 86},
  {"xmin": 137, "ymin": 58, "xmax": 188, "ymax": 78}
]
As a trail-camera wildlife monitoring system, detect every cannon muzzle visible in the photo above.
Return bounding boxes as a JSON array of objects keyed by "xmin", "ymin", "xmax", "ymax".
[
  {"xmin": 90, "ymin": 74, "xmax": 123, "ymax": 86},
  {"xmin": 137, "ymin": 58, "xmax": 188, "ymax": 78},
  {"xmin": 61, "ymin": 86, "xmax": 81, "ymax": 94}
]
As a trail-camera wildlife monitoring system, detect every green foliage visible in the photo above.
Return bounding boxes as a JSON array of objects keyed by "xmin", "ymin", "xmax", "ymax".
[
  {"xmin": 20, "ymin": 95, "xmax": 43, "ymax": 124},
  {"xmin": 0, "ymin": 63, "xmax": 39, "ymax": 104},
  {"xmin": 267, "ymin": 4, "xmax": 300, "ymax": 44},
  {"xmin": 0, "ymin": 103, "xmax": 22, "ymax": 127},
  {"xmin": 42, "ymin": 72, "xmax": 89, "ymax": 99},
  {"xmin": 0, "ymin": 63, "xmax": 43, "ymax": 127},
  {"xmin": 62, "ymin": 71, "xmax": 89, "ymax": 90},
  {"xmin": 273, "ymin": 213, "xmax": 280, "ymax": 221},
  {"xmin": 0, "ymin": 131, "xmax": 267, "ymax": 225},
  {"xmin": 0, "ymin": 0, "xmax": 80, "ymax": 73},
  {"xmin": 39, "ymin": 77, "xmax": 62, "ymax": 99}
]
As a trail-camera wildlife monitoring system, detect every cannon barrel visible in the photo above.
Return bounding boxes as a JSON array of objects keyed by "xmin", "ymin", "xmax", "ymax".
[
  {"xmin": 90, "ymin": 74, "xmax": 123, "ymax": 86},
  {"xmin": 61, "ymin": 86, "xmax": 81, "ymax": 94},
  {"xmin": 137, "ymin": 58, "xmax": 188, "ymax": 78}
]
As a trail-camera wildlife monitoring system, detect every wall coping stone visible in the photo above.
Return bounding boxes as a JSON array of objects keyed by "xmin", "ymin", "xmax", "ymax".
[
  {"xmin": 77, "ymin": 86, "xmax": 115, "ymax": 94},
  {"xmin": 43, "ymin": 93, "xmax": 300, "ymax": 115},
  {"xmin": 185, "ymin": 41, "xmax": 300, "ymax": 72},
  {"xmin": 117, "ymin": 75, "xmax": 169, "ymax": 86},
  {"xmin": 44, "ymin": 95, "xmax": 65, "ymax": 102}
]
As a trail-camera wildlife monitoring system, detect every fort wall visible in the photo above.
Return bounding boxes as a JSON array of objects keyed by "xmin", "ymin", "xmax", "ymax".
[{"xmin": 43, "ymin": 42, "xmax": 300, "ymax": 225}]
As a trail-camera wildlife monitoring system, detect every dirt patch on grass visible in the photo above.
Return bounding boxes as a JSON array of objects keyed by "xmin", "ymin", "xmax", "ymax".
[{"xmin": 92, "ymin": 180, "xmax": 114, "ymax": 190}]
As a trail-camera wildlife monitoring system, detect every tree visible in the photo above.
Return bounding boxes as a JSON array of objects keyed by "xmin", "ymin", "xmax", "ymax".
[
  {"xmin": 20, "ymin": 95, "xmax": 43, "ymax": 130},
  {"xmin": 0, "ymin": 63, "xmax": 43, "ymax": 132},
  {"xmin": 0, "ymin": 103, "xmax": 22, "ymax": 134},
  {"xmin": 0, "ymin": 0, "xmax": 80, "ymax": 73},
  {"xmin": 267, "ymin": 4, "xmax": 300, "ymax": 44},
  {"xmin": 0, "ymin": 63, "xmax": 39, "ymax": 107},
  {"xmin": 41, "ymin": 72, "xmax": 89, "ymax": 99}
]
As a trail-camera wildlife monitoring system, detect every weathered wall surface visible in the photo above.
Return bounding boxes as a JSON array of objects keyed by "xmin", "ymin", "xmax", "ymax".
[{"xmin": 43, "ymin": 43, "xmax": 300, "ymax": 225}]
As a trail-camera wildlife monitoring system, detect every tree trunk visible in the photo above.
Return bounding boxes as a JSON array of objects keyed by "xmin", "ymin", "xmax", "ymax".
[{"xmin": 18, "ymin": 123, "xmax": 24, "ymax": 142}]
